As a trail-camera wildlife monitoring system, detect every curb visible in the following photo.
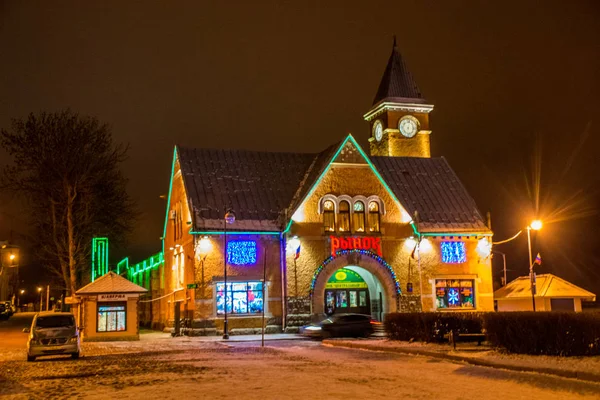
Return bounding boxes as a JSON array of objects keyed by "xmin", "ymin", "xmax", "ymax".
[{"xmin": 323, "ymin": 340, "xmax": 600, "ymax": 384}]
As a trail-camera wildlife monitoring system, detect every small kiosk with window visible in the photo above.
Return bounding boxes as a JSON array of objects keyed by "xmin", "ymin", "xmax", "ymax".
[{"xmin": 71, "ymin": 272, "xmax": 147, "ymax": 341}]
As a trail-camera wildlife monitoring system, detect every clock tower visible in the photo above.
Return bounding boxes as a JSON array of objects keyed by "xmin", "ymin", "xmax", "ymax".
[{"xmin": 365, "ymin": 38, "xmax": 433, "ymax": 158}]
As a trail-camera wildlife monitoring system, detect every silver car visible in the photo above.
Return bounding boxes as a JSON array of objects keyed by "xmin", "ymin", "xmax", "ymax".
[{"xmin": 23, "ymin": 312, "xmax": 81, "ymax": 361}]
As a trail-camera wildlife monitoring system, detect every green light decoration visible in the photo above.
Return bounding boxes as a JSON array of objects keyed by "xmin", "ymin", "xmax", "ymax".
[
  {"xmin": 116, "ymin": 257, "xmax": 129, "ymax": 275},
  {"xmin": 91, "ymin": 237, "xmax": 109, "ymax": 282},
  {"xmin": 126, "ymin": 252, "xmax": 164, "ymax": 287}
]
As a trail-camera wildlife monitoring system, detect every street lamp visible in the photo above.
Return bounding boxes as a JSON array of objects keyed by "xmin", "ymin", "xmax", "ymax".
[
  {"xmin": 18, "ymin": 289, "xmax": 25, "ymax": 308},
  {"xmin": 527, "ymin": 220, "xmax": 542, "ymax": 311},
  {"xmin": 223, "ymin": 210, "xmax": 235, "ymax": 339},
  {"xmin": 37, "ymin": 287, "xmax": 43, "ymax": 311},
  {"xmin": 198, "ymin": 236, "xmax": 212, "ymax": 297},
  {"xmin": 493, "ymin": 219, "xmax": 543, "ymax": 310},
  {"xmin": 287, "ymin": 236, "xmax": 301, "ymax": 297}
]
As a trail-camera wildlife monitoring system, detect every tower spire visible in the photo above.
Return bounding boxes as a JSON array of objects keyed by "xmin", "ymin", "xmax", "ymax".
[{"xmin": 372, "ymin": 38, "xmax": 423, "ymax": 105}]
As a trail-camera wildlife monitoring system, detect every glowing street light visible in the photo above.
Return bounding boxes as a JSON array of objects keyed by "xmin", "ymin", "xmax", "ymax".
[
  {"xmin": 223, "ymin": 209, "xmax": 235, "ymax": 340},
  {"xmin": 530, "ymin": 220, "xmax": 543, "ymax": 231}
]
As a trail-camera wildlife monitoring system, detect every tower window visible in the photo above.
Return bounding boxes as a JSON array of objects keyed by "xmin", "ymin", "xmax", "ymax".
[
  {"xmin": 323, "ymin": 200, "xmax": 335, "ymax": 232},
  {"xmin": 338, "ymin": 201, "xmax": 350, "ymax": 232},
  {"xmin": 353, "ymin": 201, "xmax": 365, "ymax": 233},
  {"xmin": 368, "ymin": 201, "xmax": 380, "ymax": 233}
]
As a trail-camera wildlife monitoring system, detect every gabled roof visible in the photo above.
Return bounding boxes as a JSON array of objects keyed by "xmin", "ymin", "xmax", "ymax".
[
  {"xmin": 76, "ymin": 272, "xmax": 147, "ymax": 295},
  {"xmin": 175, "ymin": 136, "xmax": 488, "ymax": 234},
  {"xmin": 370, "ymin": 156, "xmax": 490, "ymax": 233},
  {"xmin": 494, "ymin": 274, "xmax": 596, "ymax": 301},
  {"xmin": 372, "ymin": 38, "xmax": 424, "ymax": 105},
  {"xmin": 178, "ymin": 146, "xmax": 333, "ymax": 231}
]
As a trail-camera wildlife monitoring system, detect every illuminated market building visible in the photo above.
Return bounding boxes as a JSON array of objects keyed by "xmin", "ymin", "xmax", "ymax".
[{"xmin": 151, "ymin": 41, "xmax": 494, "ymax": 332}]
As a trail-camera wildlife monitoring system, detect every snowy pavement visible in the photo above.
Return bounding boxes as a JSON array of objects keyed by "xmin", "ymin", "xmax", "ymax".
[{"xmin": 1, "ymin": 333, "xmax": 600, "ymax": 399}]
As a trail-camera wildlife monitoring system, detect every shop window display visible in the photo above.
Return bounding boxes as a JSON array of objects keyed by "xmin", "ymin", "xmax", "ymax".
[
  {"xmin": 435, "ymin": 279, "xmax": 474, "ymax": 309},
  {"xmin": 216, "ymin": 281, "xmax": 263, "ymax": 315},
  {"xmin": 97, "ymin": 302, "xmax": 126, "ymax": 332}
]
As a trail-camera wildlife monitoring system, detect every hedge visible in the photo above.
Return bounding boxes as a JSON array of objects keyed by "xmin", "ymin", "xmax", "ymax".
[
  {"xmin": 384, "ymin": 312, "xmax": 600, "ymax": 356},
  {"xmin": 384, "ymin": 312, "xmax": 483, "ymax": 342},
  {"xmin": 482, "ymin": 312, "xmax": 600, "ymax": 356}
]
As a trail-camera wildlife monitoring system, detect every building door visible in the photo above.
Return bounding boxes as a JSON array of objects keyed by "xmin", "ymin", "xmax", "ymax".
[{"xmin": 324, "ymin": 268, "xmax": 371, "ymax": 315}]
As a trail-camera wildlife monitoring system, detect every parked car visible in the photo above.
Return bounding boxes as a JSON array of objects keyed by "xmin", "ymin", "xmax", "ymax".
[
  {"xmin": 0, "ymin": 302, "xmax": 10, "ymax": 320},
  {"xmin": 23, "ymin": 312, "xmax": 80, "ymax": 362},
  {"xmin": 300, "ymin": 313, "xmax": 379, "ymax": 339},
  {"xmin": 4, "ymin": 301, "xmax": 15, "ymax": 316}
]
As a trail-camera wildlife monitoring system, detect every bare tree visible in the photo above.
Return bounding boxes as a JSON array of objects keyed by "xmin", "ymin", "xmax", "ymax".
[{"xmin": 0, "ymin": 110, "xmax": 137, "ymax": 295}]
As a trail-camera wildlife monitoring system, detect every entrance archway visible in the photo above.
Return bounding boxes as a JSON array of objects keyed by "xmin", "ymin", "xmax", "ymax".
[{"xmin": 310, "ymin": 250, "xmax": 401, "ymax": 320}]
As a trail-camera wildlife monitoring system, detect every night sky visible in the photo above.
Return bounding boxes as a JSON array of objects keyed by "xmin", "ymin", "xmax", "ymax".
[{"xmin": 1, "ymin": 1, "xmax": 599, "ymax": 294}]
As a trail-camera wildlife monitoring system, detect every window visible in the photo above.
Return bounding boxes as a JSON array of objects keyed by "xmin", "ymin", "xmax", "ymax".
[
  {"xmin": 323, "ymin": 200, "xmax": 335, "ymax": 232},
  {"xmin": 352, "ymin": 201, "xmax": 365, "ymax": 232},
  {"xmin": 216, "ymin": 281, "xmax": 263, "ymax": 315},
  {"xmin": 435, "ymin": 279, "xmax": 474, "ymax": 309},
  {"xmin": 441, "ymin": 242, "xmax": 467, "ymax": 263},
  {"xmin": 368, "ymin": 201, "xmax": 380, "ymax": 232},
  {"xmin": 97, "ymin": 302, "xmax": 127, "ymax": 332},
  {"xmin": 338, "ymin": 201, "xmax": 350, "ymax": 232}
]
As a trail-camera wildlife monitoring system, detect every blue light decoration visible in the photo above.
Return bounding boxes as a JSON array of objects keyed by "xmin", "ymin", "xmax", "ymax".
[
  {"xmin": 227, "ymin": 240, "xmax": 257, "ymax": 266},
  {"xmin": 447, "ymin": 288, "xmax": 460, "ymax": 306},
  {"xmin": 441, "ymin": 241, "xmax": 467, "ymax": 263},
  {"xmin": 309, "ymin": 249, "xmax": 401, "ymax": 296}
]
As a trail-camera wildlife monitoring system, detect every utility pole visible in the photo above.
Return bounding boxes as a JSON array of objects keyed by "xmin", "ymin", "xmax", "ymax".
[{"xmin": 46, "ymin": 284, "xmax": 50, "ymax": 311}]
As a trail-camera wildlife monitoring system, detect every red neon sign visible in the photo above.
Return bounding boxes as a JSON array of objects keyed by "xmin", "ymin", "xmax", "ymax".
[{"xmin": 330, "ymin": 236, "xmax": 382, "ymax": 257}]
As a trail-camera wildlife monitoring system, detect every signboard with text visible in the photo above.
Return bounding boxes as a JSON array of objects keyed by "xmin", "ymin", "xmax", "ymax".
[
  {"xmin": 98, "ymin": 294, "xmax": 127, "ymax": 302},
  {"xmin": 330, "ymin": 236, "xmax": 382, "ymax": 257}
]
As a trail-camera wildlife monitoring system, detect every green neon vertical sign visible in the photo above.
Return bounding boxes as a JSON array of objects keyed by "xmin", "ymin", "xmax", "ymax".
[{"xmin": 91, "ymin": 237, "xmax": 109, "ymax": 281}]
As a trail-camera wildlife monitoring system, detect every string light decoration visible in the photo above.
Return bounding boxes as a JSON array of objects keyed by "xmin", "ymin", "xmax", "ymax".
[
  {"xmin": 441, "ymin": 241, "xmax": 467, "ymax": 263},
  {"xmin": 227, "ymin": 240, "xmax": 257, "ymax": 266},
  {"xmin": 309, "ymin": 249, "xmax": 401, "ymax": 296},
  {"xmin": 91, "ymin": 237, "xmax": 109, "ymax": 281}
]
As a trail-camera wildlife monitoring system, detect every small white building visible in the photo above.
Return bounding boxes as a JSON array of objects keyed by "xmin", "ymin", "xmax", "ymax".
[{"xmin": 494, "ymin": 274, "xmax": 596, "ymax": 312}]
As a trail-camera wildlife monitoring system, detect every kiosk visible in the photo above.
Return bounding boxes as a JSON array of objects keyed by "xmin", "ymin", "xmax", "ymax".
[{"xmin": 71, "ymin": 272, "xmax": 147, "ymax": 341}]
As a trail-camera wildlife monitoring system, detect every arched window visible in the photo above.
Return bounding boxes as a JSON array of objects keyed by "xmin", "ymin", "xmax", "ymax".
[
  {"xmin": 353, "ymin": 201, "xmax": 365, "ymax": 232},
  {"xmin": 323, "ymin": 200, "xmax": 335, "ymax": 232},
  {"xmin": 368, "ymin": 201, "xmax": 380, "ymax": 233},
  {"xmin": 338, "ymin": 201, "xmax": 350, "ymax": 232}
]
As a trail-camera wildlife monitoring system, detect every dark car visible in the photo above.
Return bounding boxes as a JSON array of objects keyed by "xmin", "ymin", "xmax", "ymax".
[
  {"xmin": 300, "ymin": 314, "xmax": 379, "ymax": 339},
  {"xmin": 0, "ymin": 302, "xmax": 10, "ymax": 320}
]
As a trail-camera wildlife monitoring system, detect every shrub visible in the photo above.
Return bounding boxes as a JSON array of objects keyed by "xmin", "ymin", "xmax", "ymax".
[
  {"xmin": 384, "ymin": 312, "xmax": 483, "ymax": 342},
  {"xmin": 483, "ymin": 312, "xmax": 600, "ymax": 356}
]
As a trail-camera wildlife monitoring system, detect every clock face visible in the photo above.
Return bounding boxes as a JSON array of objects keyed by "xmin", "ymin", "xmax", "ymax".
[
  {"xmin": 399, "ymin": 117, "xmax": 419, "ymax": 138},
  {"xmin": 373, "ymin": 120, "xmax": 383, "ymax": 142}
]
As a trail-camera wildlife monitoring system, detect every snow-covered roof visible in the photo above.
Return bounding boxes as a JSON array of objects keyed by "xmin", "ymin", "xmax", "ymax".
[
  {"xmin": 494, "ymin": 274, "xmax": 595, "ymax": 301},
  {"xmin": 76, "ymin": 271, "xmax": 147, "ymax": 295}
]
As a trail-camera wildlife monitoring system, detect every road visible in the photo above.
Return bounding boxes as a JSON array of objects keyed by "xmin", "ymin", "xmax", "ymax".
[
  {"xmin": 0, "ymin": 312, "xmax": 34, "ymax": 349},
  {"xmin": 1, "ymin": 315, "xmax": 599, "ymax": 399}
]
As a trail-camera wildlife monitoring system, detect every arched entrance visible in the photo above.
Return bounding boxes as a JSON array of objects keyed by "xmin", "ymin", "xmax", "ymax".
[{"xmin": 310, "ymin": 250, "xmax": 401, "ymax": 321}]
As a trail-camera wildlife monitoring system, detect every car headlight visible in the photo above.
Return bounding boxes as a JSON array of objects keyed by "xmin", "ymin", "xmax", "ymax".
[
  {"xmin": 69, "ymin": 336, "xmax": 78, "ymax": 344},
  {"xmin": 305, "ymin": 326, "xmax": 322, "ymax": 331}
]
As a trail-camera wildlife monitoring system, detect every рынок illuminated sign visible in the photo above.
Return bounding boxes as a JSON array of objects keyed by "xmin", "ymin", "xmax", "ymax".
[{"xmin": 330, "ymin": 236, "xmax": 382, "ymax": 257}]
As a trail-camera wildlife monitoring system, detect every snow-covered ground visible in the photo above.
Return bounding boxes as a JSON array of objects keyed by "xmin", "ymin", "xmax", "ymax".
[
  {"xmin": 326, "ymin": 339, "xmax": 600, "ymax": 377},
  {"xmin": 1, "ymin": 334, "xmax": 599, "ymax": 399}
]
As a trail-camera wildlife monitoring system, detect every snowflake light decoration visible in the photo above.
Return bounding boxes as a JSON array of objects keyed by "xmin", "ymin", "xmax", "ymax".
[{"xmin": 447, "ymin": 288, "xmax": 460, "ymax": 306}]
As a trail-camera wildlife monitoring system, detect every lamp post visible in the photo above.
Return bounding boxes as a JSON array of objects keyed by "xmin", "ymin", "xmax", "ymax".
[
  {"xmin": 18, "ymin": 289, "xmax": 25, "ymax": 308},
  {"xmin": 198, "ymin": 236, "xmax": 212, "ymax": 298},
  {"xmin": 527, "ymin": 220, "xmax": 542, "ymax": 311},
  {"xmin": 37, "ymin": 287, "xmax": 43, "ymax": 312},
  {"xmin": 223, "ymin": 210, "xmax": 235, "ymax": 339},
  {"xmin": 287, "ymin": 236, "xmax": 300, "ymax": 297},
  {"xmin": 492, "ymin": 251, "xmax": 507, "ymax": 286}
]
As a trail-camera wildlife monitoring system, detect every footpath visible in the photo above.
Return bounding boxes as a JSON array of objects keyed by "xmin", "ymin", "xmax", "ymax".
[{"xmin": 323, "ymin": 338, "xmax": 600, "ymax": 383}]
